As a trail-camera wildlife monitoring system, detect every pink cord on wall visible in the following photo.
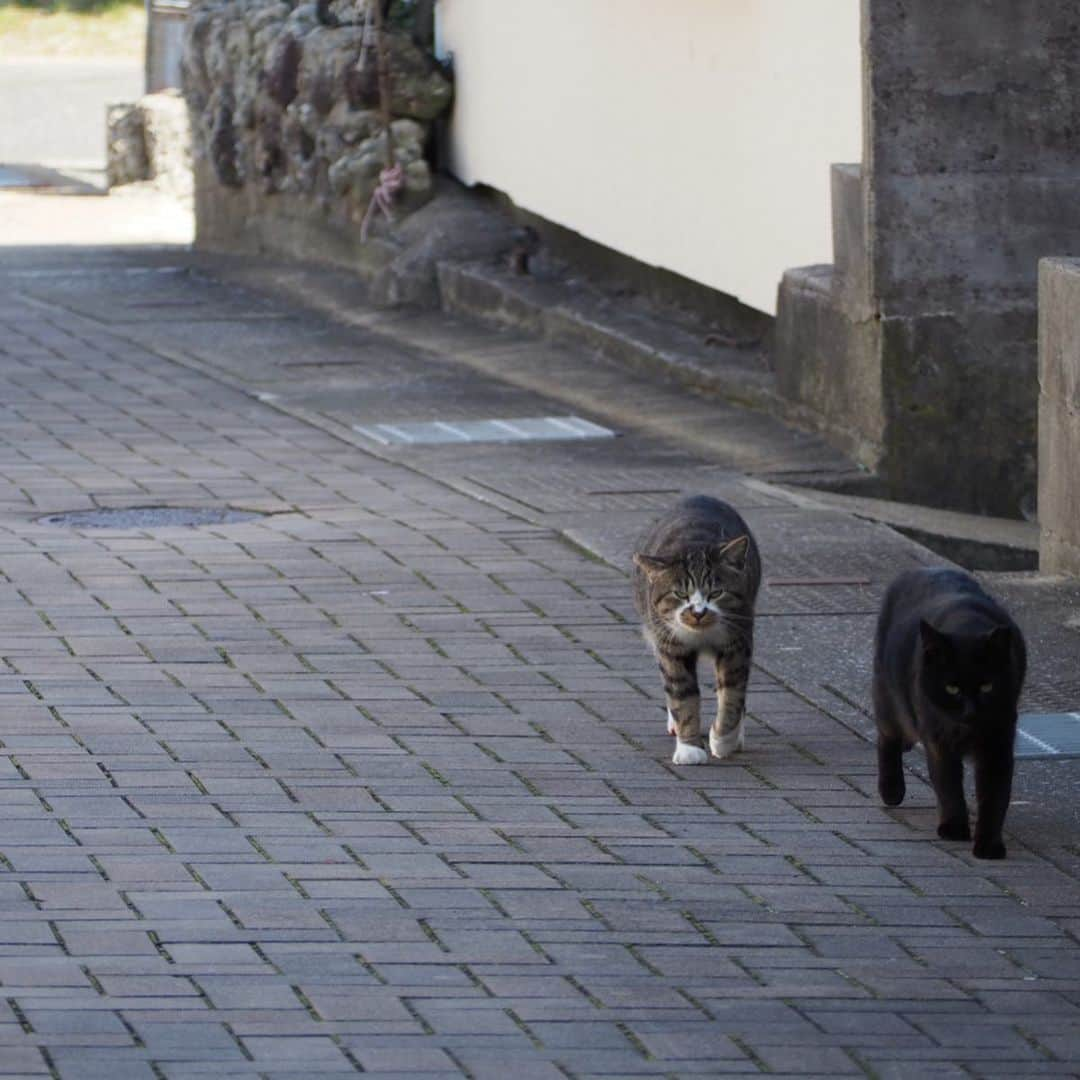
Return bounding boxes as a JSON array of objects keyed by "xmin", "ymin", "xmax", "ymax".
[{"xmin": 360, "ymin": 163, "xmax": 405, "ymax": 242}]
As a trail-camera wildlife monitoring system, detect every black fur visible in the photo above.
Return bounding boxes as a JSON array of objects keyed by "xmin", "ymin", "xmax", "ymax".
[{"xmin": 872, "ymin": 568, "xmax": 1026, "ymax": 859}]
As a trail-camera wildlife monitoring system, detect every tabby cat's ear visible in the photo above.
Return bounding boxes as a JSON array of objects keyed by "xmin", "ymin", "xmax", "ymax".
[
  {"xmin": 633, "ymin": 553, "xmax": 674, "ymax": 579},
  {"xmin": 919, "ymin": 619, "xmax": 950, "ymax": 657},
  {"xmin": 716, "ymin": 535, "xmax": 750, "ymax": 569}
]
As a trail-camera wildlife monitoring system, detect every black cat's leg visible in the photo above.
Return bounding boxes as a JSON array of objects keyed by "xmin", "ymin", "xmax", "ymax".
[
  {"xmin": 709, "ymin": 646, "xmax": 750, "ymax": 760},
  {"xmin": 972, "ymin": 740, "xmax": 1013, "ymax": 860},
  {"xmin": 926, "ymin": 743, "xmax": 970, "ymax": 842},
  {"xmin": 877, "ymin": 732, "xmax": 906, "ymax": 806},
  {"xmin": 659, "ymin": 652, "xmax": 706, "ymax": 766}
]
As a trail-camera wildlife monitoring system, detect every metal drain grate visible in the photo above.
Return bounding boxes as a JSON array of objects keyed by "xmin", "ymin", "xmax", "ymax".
[
  {"xmin": 353, "ymin": 416, "xmax": 616, "ymax": 446},
  {"xmin": 38, "ymin": 507, "xmax": 263, "ymax": 529},
  {"xmin": 1016, "ymin": 713, "xmax": 1080, "ymax": 758}
]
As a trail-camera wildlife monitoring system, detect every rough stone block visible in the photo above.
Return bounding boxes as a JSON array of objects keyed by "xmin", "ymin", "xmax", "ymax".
[
  {"xmin": 106, "ymin": 104, "xmax": 149, "ymax": 189},
  {"xmin": 107, "ymin": 93, "xmax": 192, "ymax": 198}
]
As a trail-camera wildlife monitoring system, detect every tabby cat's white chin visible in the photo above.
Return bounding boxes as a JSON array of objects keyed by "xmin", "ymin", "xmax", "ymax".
[{"xmin": 669, "ymin": 620, "xmax": 728, "ymax": 647}]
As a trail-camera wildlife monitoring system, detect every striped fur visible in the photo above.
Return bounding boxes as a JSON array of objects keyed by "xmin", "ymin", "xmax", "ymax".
[{"xmin": 633, "ymin": 496, "xmax": 761, "ymax": 766}]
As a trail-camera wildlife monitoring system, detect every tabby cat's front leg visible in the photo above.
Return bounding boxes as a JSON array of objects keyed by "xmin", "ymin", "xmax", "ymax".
[
  {"xmin": 710, "ymin": 649, "xmax": 750, "ymax": 759},
  {"xmin": 659, "ymin": 651, "xmax": 707, "ymax": 766}
]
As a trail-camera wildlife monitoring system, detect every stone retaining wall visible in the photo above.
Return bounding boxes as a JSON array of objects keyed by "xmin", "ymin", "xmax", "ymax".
[{"xmin": 182, "ymin": 0, "xmax": 451, "ymax": 255}]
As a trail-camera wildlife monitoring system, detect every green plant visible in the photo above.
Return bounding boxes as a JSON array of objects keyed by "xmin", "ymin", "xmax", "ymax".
[{"xmin": 2, "ymin": 0, "xmax": 141, "ymax": 12}]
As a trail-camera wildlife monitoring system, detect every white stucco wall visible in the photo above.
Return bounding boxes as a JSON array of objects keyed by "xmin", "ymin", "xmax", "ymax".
[{"xmin": 435, "ymin": 0, "xmax": 863, "ymax": 315}]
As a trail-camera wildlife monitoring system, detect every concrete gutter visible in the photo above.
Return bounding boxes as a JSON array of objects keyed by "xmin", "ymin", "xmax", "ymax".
[{"xmin": 774, "ymin": 485, "xmax": 1040, "ymax": 572}]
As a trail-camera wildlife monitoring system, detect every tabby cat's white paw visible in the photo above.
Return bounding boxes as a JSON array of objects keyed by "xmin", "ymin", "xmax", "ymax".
[
  {"xmin": 666, "ymin": 709, "xmax": 677, "ymax": 736},
  {"xmin": 672, "ymin": 742, "xmax": 709, "ymax": 766},
  {"xmin": 710, "ymin": 727, "xmax": 745, "ymax": 759}
]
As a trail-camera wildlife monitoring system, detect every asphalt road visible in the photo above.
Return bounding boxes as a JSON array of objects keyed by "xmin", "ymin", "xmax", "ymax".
[{"xmin": 0, "ymin": 58, "xmax": 142, "ymax": 171}]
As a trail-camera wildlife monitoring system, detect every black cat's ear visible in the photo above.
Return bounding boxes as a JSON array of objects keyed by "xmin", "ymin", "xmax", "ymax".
[
  {"xmin": 716, "ymin": 535, "xmax": 750, "ymax": 570},
  {"xmin": 985, "ymin": 625, "xmax": 1012, "ymax": 654},
  {"xmin": 919, "ymin": 619, "xmax": 949, "ymax": 658},
  {"xmin": 633, "ymin": 553, "xmax": 674, "ymax": 579}
]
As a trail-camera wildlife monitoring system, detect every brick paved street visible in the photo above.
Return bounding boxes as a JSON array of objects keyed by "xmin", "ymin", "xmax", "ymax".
[{"xmin": 0, "ymin": 234, "xmax": 1078, "ymax": 1078}]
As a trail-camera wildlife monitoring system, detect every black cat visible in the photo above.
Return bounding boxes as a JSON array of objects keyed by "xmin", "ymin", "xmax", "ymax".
[{"xmin": 872, "ymin": 568, "xmax": 1026, "ymax": 860}]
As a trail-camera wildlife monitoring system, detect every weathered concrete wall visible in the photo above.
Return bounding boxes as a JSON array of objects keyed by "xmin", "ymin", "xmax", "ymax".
[
  {"xmin": 182, "ymin": 0, "xmax": 451, "ymax": 255},
  {"xmin": 435, "ymin": 0, "xmax": 862, "ymax": 316},
  {"xmin": 1039, "ymin": 258, "xmax": 1080, "ymax": 576},
  {"xmin": 776, "ymin": 1, "xmax": 1080, "ymax": 518},
  {"xmin": 865, "ymin": 3, "xmax": 1080, "ymax": 313}
]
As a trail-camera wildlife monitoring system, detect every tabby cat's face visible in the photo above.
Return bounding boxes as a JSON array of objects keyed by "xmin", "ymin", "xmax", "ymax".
[
  {"xmin": 919, "ymin": 621, "xmax": 1012, "ymax": 724},
  {"xmin": 636, "ymin": 539, "xmax": 753, "ymax": 637}
]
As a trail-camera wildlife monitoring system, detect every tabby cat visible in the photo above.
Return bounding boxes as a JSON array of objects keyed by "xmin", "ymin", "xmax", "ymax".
[
  {"xmin": 873, "ymin": 568, "xmax": 1026, "ymax": 860},
  {"xmin": 633, "ymin": 496, "xmax": 762, "ymax": 766}
]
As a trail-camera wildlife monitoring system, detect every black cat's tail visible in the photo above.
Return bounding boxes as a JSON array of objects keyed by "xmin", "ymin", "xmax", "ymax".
[{"xmin": 873, "ymin": 574, "xmax": 905, "ymax": 670}]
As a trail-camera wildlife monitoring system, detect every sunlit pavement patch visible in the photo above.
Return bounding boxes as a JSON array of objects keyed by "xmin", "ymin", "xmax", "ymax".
[
  {"xmin": 353, "ymin": 415, "xmax": 616, "ymax": 446},
  {"xmin": 1017, "ymin": 713, "xmax": 1080, "ymax": 758}
]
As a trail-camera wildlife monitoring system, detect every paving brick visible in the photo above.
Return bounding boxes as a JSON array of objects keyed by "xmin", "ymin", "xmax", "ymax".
[
  {"xmin": 0, "ymin": 1044, "xmax": 51, "ymax": 1074},
  {"xmin": 753, "ymin": 1045, "xmax": 864, "ymax": 1074}
]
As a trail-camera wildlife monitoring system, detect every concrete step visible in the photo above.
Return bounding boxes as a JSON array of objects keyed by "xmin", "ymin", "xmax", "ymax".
[{"xmin": 437, "ymin": 260, "xmax": 779, "ymax": 412}]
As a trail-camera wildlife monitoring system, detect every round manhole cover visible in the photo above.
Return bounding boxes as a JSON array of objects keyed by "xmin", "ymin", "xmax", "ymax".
[{"xmin": 38, "ymin": 506, "xmax": 263, "ymax": 529}]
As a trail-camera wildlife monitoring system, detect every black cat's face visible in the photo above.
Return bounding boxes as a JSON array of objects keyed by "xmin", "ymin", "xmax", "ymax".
[{"xmin": 919, "ymin": 620, "xmax": 1012, "ymax": 723}]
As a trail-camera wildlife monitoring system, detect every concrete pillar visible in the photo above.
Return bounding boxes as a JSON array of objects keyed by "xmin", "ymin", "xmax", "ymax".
[
  {"xmin": 146, "ymin": 0, "xmax": 190, "ymax": 93},
  {"xmin": 1038, "ymin": 258, "xmax": 1080, "ymax": 576},
  {"xmin": 775, "ymin": 1, "xmax": 1080, "ymax": 518}
]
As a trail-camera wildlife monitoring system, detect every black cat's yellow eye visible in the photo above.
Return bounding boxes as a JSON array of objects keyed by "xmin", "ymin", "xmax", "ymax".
[
  {"xmin": 945, "ymin": 685, "xmax": 961, "ymax": 696},
  {"xmin": 980, "ymin": 683, "xmax": 993, "ymax": 693}
]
